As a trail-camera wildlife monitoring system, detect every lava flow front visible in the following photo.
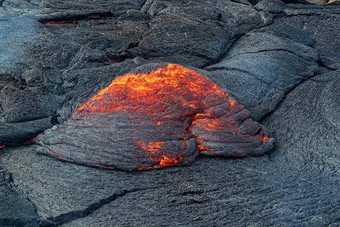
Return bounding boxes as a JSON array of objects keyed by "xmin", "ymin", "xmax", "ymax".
[{"xmin": 36, "ymin": 63, "xmax": 274, "ymax": 171}]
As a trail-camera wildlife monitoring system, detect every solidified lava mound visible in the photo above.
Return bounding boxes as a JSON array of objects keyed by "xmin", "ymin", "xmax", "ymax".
[{"xmin": 36, "ymin": 63, "xmax": 274, "ymax": 171}]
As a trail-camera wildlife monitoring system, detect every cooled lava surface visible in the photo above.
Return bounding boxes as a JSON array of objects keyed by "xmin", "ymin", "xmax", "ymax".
[{"xmin": 36, "ymin": 63, "xmax": 274, "ymax": 171}]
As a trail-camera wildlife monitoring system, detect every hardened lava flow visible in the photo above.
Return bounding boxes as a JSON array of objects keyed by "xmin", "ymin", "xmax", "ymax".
[{"xmin": 36, "ymin": 63, "xmax": 274, "ymax": 171}]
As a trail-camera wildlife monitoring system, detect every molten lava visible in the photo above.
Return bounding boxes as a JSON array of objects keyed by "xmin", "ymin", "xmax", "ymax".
[
  {"xmin": 41, "ymin": 20, "xmax": 78, "ymax": 24},
  {"xmin": 108, "ymin": 59, "xmax": 119, "ymax": 63},
  {"xmin": 75, "ymin": 63, "xmax": 228, "ymax": 117},
  {"xmin": 23, "ymin": 136, "xmax": 38, "ymax": 145},
  {"xmin": 41, "ymin": 19, "xmax": 97, "ymax": 24},
  {"xmin": 37, "ymin": 63, "xmax": 274, "ymax": 171}
]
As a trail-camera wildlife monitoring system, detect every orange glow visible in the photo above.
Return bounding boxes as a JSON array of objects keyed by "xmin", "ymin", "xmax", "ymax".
[
  {"xmin": 49, "ymin": 148, "xmax": 63, "ymax": 159},
  {"xmin": 197, "ymin": 143, "xmax": 218, "ymax": 155},
  {"xmin": 23, "ymin": 136, "xmax": 37, "ymax": 145},
  {"xmin": 135, "ymin": 140, "xmax": 164, "ymax": 154},
  {"xmin": 160, "ymin": 155, "xmax": 182, "ymax": 167},
  {"xmin": 41, "ymin": 19, "xmax": 97, "ymax": 24},
  {"xmin": 259, "ymin": 135, "xmax": 270, "ymax": 141},
  {"xmin": 229, "ymin": 99, "xmax": 236, "ymax": 109},
  {"xmin": 193, "ymin": 118, "xmax": 223, "ymax": 131},
  {"xmin": 0, "ymin": 145, "xmax": 5, "ymax": 149},
  {"xmin": 134, "ymin": 140, "xmax": 182, "ymax": 168},
  {"xmin": 72, "ymin": 63, "xmax": 232, "ymax": 169},
  {"xmin": 45, "ymin": 63, "xmax": 272, "ymax": 170},
  {"xmin": 42, "ymin": 20, "xmax": 78, "ymax": 24},
  {"xmin": 108, "ymin": 59, "xmax": 119, "ymax": 63},
  {"xmin": 74, "ymin": 63, "xmax": 227, "ymax": 118}
]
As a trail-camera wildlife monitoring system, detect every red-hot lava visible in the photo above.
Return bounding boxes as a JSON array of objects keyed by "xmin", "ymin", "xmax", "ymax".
[
  {"xmin": 23, "ymin": 136, "xmax": 38, "ymax": 145},
  {"xmin": 75, "ymin": 63, "xmax": 228, "ymax": 116},
  {"xmin": 41, "ymin": 19, "xmax": 97, "ymax": 24},
  {"xmin": 41, "ymin": 20, "xmax": 78, "ymax": 24},
  {"xmin": 108, "ymin": 59, "xmax": 119, "ymax": 63},
  {"xmin": 37, "ymin": 63, "xmax": 274, "ymax": 171}
]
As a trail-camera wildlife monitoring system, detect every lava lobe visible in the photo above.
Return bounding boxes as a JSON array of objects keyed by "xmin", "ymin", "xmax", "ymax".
[{"xmin": 36, "ymin": 63, "xmax": 274, "ymax": 171}]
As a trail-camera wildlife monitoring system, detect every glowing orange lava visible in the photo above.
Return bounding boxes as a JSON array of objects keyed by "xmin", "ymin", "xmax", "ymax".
[
  {"xmin": 41, "ymin": 63, "xmax": 273, "ymax": 171},
  {"xmin": 108, "ymin": 59, "xmax": 119, "ymax": 63},
  {"xmin": 133, "ymin": 140, "xmax": 186, "ymax": 169},
  {"xmin": 23, "ymin": 136, "xmax": 38, "ymax": 145},
  {"xmin": 75, "ymin": 63, "xmax": 229, "ymax": 118},
  {"xmin": 42, "ymin": 20, "xmax": 78, "ymax": 24},
  {"xmin": 49, "ymin": 148, "xmax": 63, "ymax": 159},
  {"xmin": 0, "ymin": 145, "xmax": 5, "ymax": 149},
  {"xmin": 41, "ymin": 19, "xmax": 98, "ymax": 24},
  {"xmin": 197, "ymin": 143, "xmax": 218, "ymax": 155},
  {"xmin": 135, "ymin": 140, "xmax": 164, "ymax": 154},
  {"xmin": 259, "ymin": 134, "xmax": 270, "ymax": 141}
]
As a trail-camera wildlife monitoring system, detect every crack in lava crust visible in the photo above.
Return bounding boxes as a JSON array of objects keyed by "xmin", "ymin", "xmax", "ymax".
[{"xmin": 36, "ymin": 63, "xmax": 274, "ymax": 171}]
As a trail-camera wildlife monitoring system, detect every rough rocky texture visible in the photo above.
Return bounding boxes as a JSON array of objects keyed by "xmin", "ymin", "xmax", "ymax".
[
  {"xmin": 0, "ymin": 0, "xmax": 339, "ymax": 226},
  {"xmin": 0, "ymin": 169, "xmax": 38, "ymax": 227},
  {"xmin": 205, "ymin": 29, "xmax": 319, "ymax": 120},
  {"xmin": 1, "ymin": 0, "xmax": 270, "ymax": 142},
  {"xmin": 36, "ymin": 63, "xmax": 274, "ymax": 170},
  {"xmin": 263, "ymin": 69, "xmax": 340, "ymax": 180}
]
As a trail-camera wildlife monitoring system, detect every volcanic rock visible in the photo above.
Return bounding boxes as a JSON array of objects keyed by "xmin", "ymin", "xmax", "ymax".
[
  {"xmin": 0, "ymin": 0, "xmax": 273, "ymax": 145},
  {"xmin": 0, "ymin": 168, "xmax": 38, "ymax": 226},
  {"xmin": 0, "ymin": 0, "xmax": 339, "ymax": 226},
  {"xmin": 205, "ymin": 29, "xmax": 319, "ymax": 120},
  {"xmin": 36, "ymin": 63, "xmax": 274, "ymax": 171}
]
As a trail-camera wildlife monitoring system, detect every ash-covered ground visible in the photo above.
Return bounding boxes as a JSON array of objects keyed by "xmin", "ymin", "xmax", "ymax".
[{"xmin": 0, "ymin": 0, "xmax": 339, "ymax": 226}]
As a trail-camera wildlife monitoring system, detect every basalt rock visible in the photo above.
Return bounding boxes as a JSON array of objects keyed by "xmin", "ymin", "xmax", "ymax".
[
  {"xmin": 205, "ymin": 29, "xmax": 319, "ymax": 120},
  {"xmin": 0, "ymin": 169, "xmax": 38, "ymax": 226},
  {"xmin": 0, "ymin": 0, "xmax": 340, "ymax": 226},
  {"xmin": 36, "ymin": 63, "xmax": 274, "ymax": 171},
  {"xmin": 0, "ymin": 0, "xmax": 270, "ymax": 145}
]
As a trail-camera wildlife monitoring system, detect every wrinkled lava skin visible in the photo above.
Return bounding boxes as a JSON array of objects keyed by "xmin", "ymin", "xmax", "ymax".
[{"xmin": 36, "ymin": 63, "xmax": 274, "ymax": 171}]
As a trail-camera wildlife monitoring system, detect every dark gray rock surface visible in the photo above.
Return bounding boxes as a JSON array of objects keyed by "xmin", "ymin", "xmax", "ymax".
[
  {"xmin": 0, "ymin": 169, "xmax": 39, "ymax": 227},
  {"xmin": 204, "ymin": 29, "xmax": 319, "ymax": 120},
  {"xmin": 0, "ymin": 0, "xmax": 339, "ymax": 226}
]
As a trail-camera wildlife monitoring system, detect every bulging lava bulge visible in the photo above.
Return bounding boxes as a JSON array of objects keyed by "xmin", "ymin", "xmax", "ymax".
[{"xmin": 36, "ymin": 63, "xmax": 274, "ymax": 171}]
